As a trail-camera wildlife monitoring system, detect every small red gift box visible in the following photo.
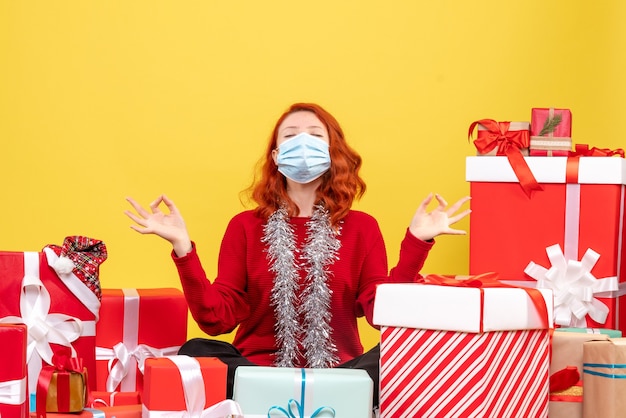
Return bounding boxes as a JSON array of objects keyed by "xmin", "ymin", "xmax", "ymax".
[
  {"xmin": 373, "ymin": 277, "xmax": 553, "ymax": 418},
  {"xmin": 142, "ymin": 356, "xmax": 238, "ymax": 417},
  {"xmin": 530, "ymin": 108, "xmax": 573, "ymax": 156},
  {"xmin": 35, "ymin": 348, "xmax": 89, "ymax": 418},
  {"xmin": 94, "ymin": 288, "xmax": 188, "ymax": 392},
  {"xmin": 0, "ymin": 324, "xmax": 28, "ymax": 418},
  {"xmin": 0, "ymin": 238, "xmax": 106, "ymax": 400},
  {"xmin": 467, "ymin": 155, "xmax": 626, "ymax": 332}
]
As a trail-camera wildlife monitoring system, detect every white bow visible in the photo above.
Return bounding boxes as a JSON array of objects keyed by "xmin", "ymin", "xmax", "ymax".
[
  {"xmin": 0, "ymin": 252, "xmax": 84, "ymax": 393},
  {"xmin": 0, "ymin": 377, "xmax": 26, "ymax": 405},
  {"xmin": 525, "ymin": 244, "xmax": 619, "ymax": 327},
  {"xmin": 96, "ymin": 343, "xmax": 181, "ymax": 391}
]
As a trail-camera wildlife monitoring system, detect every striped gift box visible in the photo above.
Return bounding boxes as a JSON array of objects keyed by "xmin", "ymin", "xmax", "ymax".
[{"xmin": 373, "ymin": 282, "xmax": 553, "ymax": 418}]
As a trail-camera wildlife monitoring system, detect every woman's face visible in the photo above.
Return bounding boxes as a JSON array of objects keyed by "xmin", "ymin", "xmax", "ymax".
[{"xmin": 275, "ymin": 111, "xmax": 329, "ymax": 148}]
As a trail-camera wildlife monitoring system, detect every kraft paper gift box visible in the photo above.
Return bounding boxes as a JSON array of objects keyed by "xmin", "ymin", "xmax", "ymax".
[
  {"xmin": 0, "ymin": 324, "xmax": 28, "ymax": 418},
  {"xmin": 30, "ymin": 405, "xmax": 142, "ymax": 418},
  {"xmin": 94, "ymin": 288, "xmax": 188, "ymax": 392},
  {"xmin": 549, "ymin": 331, "xmax": 614, "ymax": 418},
  {"xmin": 233, "ymin": 366, "xmax": 373, "ymax": 417},
  {"xmin": 549, "ymin": 379, "xmax": 583, "ymax": 418},
  {"xmin": 0, "ymin": 238, "xmax": 106, "ymax": 404},
  {"xmin": 142, "ymin": 356, "xmax": 241, "ymax": 418},
  {"xmin": 466, "ymin": 155, "xmax": 626, "ymax": 331},
  {"xmin": 529, "ymin": 107, "xmax": 572, "ymax": 156},
  {"xmin": 372, "ymin": 278, "xmax": 554, "ymax": 418},
  {"xmin": 582, "ymin": 338, "xmax": 626, "ymax": 417},
  {"xmin": 468, "ymin": 119, "xmax": 531, "ymax": 156}
]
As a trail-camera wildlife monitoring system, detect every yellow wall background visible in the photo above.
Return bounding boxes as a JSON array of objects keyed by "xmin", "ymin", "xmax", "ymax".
[{"xmin": 1, "ymin": 1, "xmax": 625, "ymax": 350}]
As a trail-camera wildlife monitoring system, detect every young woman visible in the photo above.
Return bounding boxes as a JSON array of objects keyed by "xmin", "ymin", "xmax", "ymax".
[{"xmin": 125, "ymin": 102, "xmax": 470, "ymax": 405}]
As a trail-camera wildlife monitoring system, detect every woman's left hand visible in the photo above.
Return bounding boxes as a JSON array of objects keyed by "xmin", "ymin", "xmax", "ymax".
[{"xmin": 409, "ymin": 193, "xmax": 471, "ymax": 241}]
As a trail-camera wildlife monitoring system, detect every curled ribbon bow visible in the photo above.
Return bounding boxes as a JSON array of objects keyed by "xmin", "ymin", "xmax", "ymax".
[
  {"xmin": 524, "ymin": 244, "xmax": 619, "ymax": 327},
  {"xmin": 268, "ymin": 369, "xmax": 336, "ymax": 418},
  {"xmin": 468, "ymin": 119, "xmax": 543, "ymax": 197}
]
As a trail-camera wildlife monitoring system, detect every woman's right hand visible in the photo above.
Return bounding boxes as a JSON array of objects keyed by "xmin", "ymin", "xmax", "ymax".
[{"xmin": 125, "ymin": 195, "xmax": 193, "ymax": 257}]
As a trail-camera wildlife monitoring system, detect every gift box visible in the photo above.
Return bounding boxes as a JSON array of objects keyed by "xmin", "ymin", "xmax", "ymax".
[
  {"xmin": 582, "ymin": 338, "xmax": 626, "ymax": 417},
  {"xmin": 549, "ymin": 331, "xmax": 613, "ymax": 418},
  {"xmin": 468, "ymin": 119, "xmax": 541, "ymax": 198},
  {"xmin": 466, "ymin": 155, "xmax": 626, "ymax": 331},
  {"xmin": 87, "ymin": 392, "xmax": 141, "ymax": 408},
  {"xmin": 142, "ymin": 356, "xmax": 237, "ymax": 418},
  {"xmin": 529, "ymin": 107, "xmax": 572, "ymax": 156},
  {"xmin": 233, "ymin": 366, "xmax": 373, "ymax": 417},
  {"xmin": 550, "ymin": 379, "xmax": 583, "ymax": 418},
  {"xmin": 94, "ymin": 288, "xmax": 188, "ymax": 392},
  {"xmin": 35, "ymin": 347, "xmax": 89, "ymax": 418},
  {"xmin": 0, "ymin": 324, "xmax": 28, "ymax": 418},
  {"xmin": 0, "ymin": 238, "xmax": 107, "ymax": 401},
  {"xmin": 373, "ymin": 277, "xmax": 553, "ymax": 418},
  {"xmin": 468, "ymin": 120, "xmax": 530, "ymax": 156},
  {"xmin": 557, "ymin": 327, "xmax": 622, "ymax": 338},
  {"xmin": 30, "ymin": 404, "xmax": 142, "ymax": 418}
]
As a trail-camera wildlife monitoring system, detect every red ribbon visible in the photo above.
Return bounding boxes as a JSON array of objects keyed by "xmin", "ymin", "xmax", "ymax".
[
  {"xmin": 570, "ymin": 144, "xmax": 625, "ymax": 158},
  {"xmin": 565, "ymin": 144, "xmax": 625, "ymax": 184},
  {"xmin": 36, "ymin": 347, "xmax": 87, "ymax": 418},
  {"xmin": 469, "ymin": 119, "xmax": 543, "ymax": 197},
  {"xmin": 424, "ymin": 272, "xmax": 550, "ymax": 332},
  {"xmin": 549, "ymin": 366, "xmax": 580, "ymax": 393}
]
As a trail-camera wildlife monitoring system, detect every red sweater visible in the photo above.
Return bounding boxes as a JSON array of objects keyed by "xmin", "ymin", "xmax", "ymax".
[{"xmin": 173, "ymin": 209, "xmax": 433, "ymax": 366}]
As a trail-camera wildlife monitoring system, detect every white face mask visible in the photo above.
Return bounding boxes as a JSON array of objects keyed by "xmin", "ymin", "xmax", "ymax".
[{"xmin": 276, "ymin": 132, "xmax": 331, "ymax": 184}]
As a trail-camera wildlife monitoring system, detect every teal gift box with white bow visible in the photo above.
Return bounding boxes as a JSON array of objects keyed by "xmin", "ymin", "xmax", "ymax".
[{"xmin": 233, "ymin": 366, "xmax": 373, "ymax": 418}]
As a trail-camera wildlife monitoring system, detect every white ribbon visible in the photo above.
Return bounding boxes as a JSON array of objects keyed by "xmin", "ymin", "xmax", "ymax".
[
  {"xmin": 43, "ymin": 248, "xmax": 101, "ymax": 320},
  {"xmin": 96, "ymin": 343, "xmax": 181, "ymax": 391},
  {"xmin": 0, "ymin": 252, "xmax": 94, "ymax": 394},
  {"xmin": 0, "ymin": 377, "xmax": 26, "ymax": 405},
  {"xmin": 525, "ymin": 244, "xmax": 619, "ymax": 327},
  {"xmin": 94, "ymin": 288, "xmax": 181, "ymax": 391},
  {"xmin": 142, "ymin": 355, "xmax": 243, "ymax": 418}
]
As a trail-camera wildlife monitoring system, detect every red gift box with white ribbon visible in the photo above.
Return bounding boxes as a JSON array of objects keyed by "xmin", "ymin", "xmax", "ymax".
[
  {"xmin": 0, "ymin": 238, "xmax": 105, "ymax": 403},
  {"xmin": 142, "ymin": 356, "xmax": 239, "ymax": 418},
  {"xmin": 0, "ymin": 324, "xmax": 28, "ymax": 418},
  {"xmin": 466, "ymin": 154, "xmax": 626, "ymax": 331},
  {"xmin": 94, "ymin": 288, "xmax": 188, "ymax": 392},
  {"xmin": 373, "ymin": 276, "xmax": 554, "ymax": 418}
]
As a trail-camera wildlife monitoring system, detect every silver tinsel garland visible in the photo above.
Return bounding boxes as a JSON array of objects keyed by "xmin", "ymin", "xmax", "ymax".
[{"xmin": 262, "ymin": 205, "xmax": 341, "ymax": 368}]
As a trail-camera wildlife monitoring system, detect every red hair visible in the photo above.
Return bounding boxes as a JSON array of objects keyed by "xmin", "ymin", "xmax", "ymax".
[{"xmin": 250, "ymin": 103, "xmax": 366, "ymax": 226}]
